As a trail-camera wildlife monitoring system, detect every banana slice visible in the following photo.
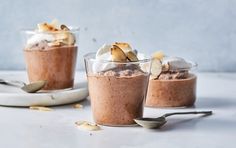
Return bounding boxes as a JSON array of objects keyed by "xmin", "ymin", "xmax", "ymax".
[
  {"xmin": 127, "ymin": 51, "xmax": 138, "ymax": 62},
  {"xmin": 113, "ymin": 42, "xmax": 132, "ymax": 53},
  {"xmin": 111, "ymin": 45, "xmax": 127, "ymax": 62},
  {"xmin": 150, "ymin": 58, "xmax": 162, "ymax": 79},
  {"xmin": 152, "ymin": 51, "xmax": 164, "ymax": 60}
]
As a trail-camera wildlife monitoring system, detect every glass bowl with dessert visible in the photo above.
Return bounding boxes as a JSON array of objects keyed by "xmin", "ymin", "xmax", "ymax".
[
  {"xmin": 84, "ymin": 42, "xmax": 151, "ymax": 126},
  {"xmin": 146, "ymin": 51, "xmax": 198, "ymax": 107}
]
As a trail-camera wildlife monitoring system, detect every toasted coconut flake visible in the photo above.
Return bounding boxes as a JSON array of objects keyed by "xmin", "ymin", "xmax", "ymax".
[
  {"xmin": 150, "ymin": 58, "xmax": 162, "ymax": 79},
  {"xmin": 152, "ymin": 51, "xmax": 164, "ymax": 60},
  {"xmin": 111, "ymin": 45, "xmax": 127, "ymax": 62},
  {"xmin": 73, "ymin": 104, "xmax": 83, "ymax": 109},
  {"xmin": 37, "ymin": 23, "xmax": 58, "ymax": 32},
  {"xmin": 50, "ymin": 19, "xmax": 60, "ymax": 29},
  {"xmin": 60, "ymin": 24, "xmax": 70, "ymax": 31},
  {"xmin": 75, "ymin": 121, "xmax": 101, "ymax": 131},
  {"xmin": 66, "ymin": 33, "xmax": 76, "ymax": 45},
  {"xmin": 113, "ymin": 42, "xmax": 132, "ymax": 52},
  {"xmin": 29, "ymin": 106, "xmax": 52, "ymax": 111},
  {"xmin": 126, "ymin": 51, "xmax": 139, "ymax": 62}
]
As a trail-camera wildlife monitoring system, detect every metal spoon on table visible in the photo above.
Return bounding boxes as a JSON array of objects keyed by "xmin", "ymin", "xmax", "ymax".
[
  {"xmin": 134, "ymin": 111, "xmax": 213, "ymax": 129},
  {"xmin": 0, "ymin": 79, "xmax": 46, "ymax": 93}
]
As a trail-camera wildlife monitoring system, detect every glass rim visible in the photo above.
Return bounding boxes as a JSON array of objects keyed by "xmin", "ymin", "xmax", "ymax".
[
  {"xmin": 84, "ymin": 52, "xmax": 151, "ymax": 64},
  {"xmin": 20, "ymin": 26, "xmax": 80, "ymax": 34}
]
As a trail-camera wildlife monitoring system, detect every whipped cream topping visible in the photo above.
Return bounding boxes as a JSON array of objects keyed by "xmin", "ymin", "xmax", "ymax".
[
  {"xmin": 93, "ymin": 44, "xmax": 115, "ymax": 72},
  {"xmin": 25, "ymin": 20, "xmax": 76, "ymax": 50},
  {"xmin": 26, "ymin": 33, "xmax": 55, "ymax": 46},
  {"xmin": 93, "ymin": 43, "xmax": 143, "ymax": 73},
  {"xmin": 163, "ymin": 57, "xmax": 192, "ymax": 71},
  {"xmin": 96, "ymin": 44, "xmax": 112, "ymax": 59}
]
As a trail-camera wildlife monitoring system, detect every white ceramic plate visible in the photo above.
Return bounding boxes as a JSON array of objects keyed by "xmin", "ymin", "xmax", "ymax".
[{"xmin": 0, "ymin": 71, "xmax": 89, "ymax": 107}]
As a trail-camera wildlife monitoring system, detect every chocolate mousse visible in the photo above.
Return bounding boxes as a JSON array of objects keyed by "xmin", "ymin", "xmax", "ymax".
[
  {"xmin": 88, "ymin": 66, "xmax": 149, "ymax": 125},
  {"xmin": 146, "ymin": 53, "xmax": 197, "ymax": 107},
  {"xmin": 23, "ymin": 20, "xmax": 78, "ymax": 90},
  {"xmin": 84, "ymin": 42, "xmax": 151, "ymax": 126}
]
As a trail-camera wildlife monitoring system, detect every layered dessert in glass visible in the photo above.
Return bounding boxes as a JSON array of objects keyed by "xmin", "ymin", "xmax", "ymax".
[
  {"xmin": 22, "ymin": 20, "xmax": 78, "ymax": 91},
  {"xmin": 84, "ymin": 43, "xmax": 151, "ymax": 126},
  {"xmin": 146, "ymin": 52, "xmax": 197, "ymax": 107}
]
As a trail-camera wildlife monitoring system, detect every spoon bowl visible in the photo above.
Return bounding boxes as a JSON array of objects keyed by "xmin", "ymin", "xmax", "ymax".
[
  {"xmin": 134, "ymin": 111, "xmax": 212, "ymax": 129},
  {"xmin": 21, "ymin": 80, "xmax": 47, "ymax": 93},
  {"xmin": 134, "ymin": 117, "xmax": 167, "ymax": 129},
  {"xmin": 0, "ymin": 79, "xmax": 46, "ymax": 93}
]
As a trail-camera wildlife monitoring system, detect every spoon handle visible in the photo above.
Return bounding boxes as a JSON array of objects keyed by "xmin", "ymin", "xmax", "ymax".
[
  {"xmin": 0, "ymin": 79, "xmax": 25, "ymax": 87},
  {"xmin": 163, "ymin": 111, "xmax": 212, "ymax": 118}
]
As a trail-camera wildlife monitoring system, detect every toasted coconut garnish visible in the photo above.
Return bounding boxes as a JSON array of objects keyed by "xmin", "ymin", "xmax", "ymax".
[
  {"xmin": 150, "ymin": 58, "xmax": 162, "ymax": 79},
  {"xmin": 127, "ymin": 51, "xmax": 138, "ymax": 62},
  {"xmin": 152, "ymin": 51, "xmax": 164, "ymax": 60},
  {"xmin": 75, "ymin": 121, "xmax": 101, "ymax": 131},
  {"xmin": 29, "ymin": 106, "xmax": 52, "ymax": 111},
  {"xmin": 113, "ymin": 42, "xmax": 132, "ymax": 53},
  {"xmin": 73, "ymin": 103, "xmax": 83, "ymax": 109},
  {"xmin": 111, "ymin": 45, "xmax": 127, "ymax": 62}
]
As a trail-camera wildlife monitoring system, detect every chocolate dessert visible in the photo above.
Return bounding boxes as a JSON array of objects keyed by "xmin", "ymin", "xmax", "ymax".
[
  {"xmin": 84, "ymin": 42, "xmax": 151, "ymax": 126},
  {"xmin": 88, "ymin": 66, "xmax": 149, "ymax": 125},
  {"xmin": 146, "ymin": 54, "xmax": 197, "ymax": 107},
  {"xmin": 23, "ymin": 20, "xmax": 78, "ymax": 90}
]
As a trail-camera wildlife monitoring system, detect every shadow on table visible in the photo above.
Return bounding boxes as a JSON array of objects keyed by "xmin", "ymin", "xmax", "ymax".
[
  {"xmin": 152, "ymin": 114, "xmax": 235, "ymax": 132},
  {"xmin": 194, "ymin": 97, "xmax": 236, "ymax": 109},
  {"xmin": 54, "ymin": 97, "xmax": 91, "ymax": 109},
  {"xmin": 158, "ymin": 114, "xmax": 210, "ymax": 132}
]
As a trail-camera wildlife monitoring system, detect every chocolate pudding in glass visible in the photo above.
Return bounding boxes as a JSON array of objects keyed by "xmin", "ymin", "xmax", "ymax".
[
  {"xmin": 84, "ymin": 43, "xmax": 151, "ymax": 126},
  {"xmin": 146, "ymin": 54, "xmax": 197, "ymax": 107},
  {"xmin": 22, "ymin": 20, "xmax": 78, "ymax": 91}
]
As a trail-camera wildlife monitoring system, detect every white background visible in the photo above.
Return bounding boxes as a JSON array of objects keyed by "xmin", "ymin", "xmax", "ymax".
[{"xmin": 0, "ymin": 0, "xmax": 235, "ymax": 71}]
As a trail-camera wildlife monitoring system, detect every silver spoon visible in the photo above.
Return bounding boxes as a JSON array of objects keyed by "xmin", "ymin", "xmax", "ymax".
[
  {"xmin": 134, "ymin": 111, "xmax": 212, "ymax": 129},
  {"xmin": 0, "ymin": 79, "xmax": 46, "ymax": 93}
]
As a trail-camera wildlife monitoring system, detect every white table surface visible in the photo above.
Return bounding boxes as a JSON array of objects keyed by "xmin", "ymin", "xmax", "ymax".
[{"xmin": 0, "ymin": 71, "xmax": 235, "ymax": 148}]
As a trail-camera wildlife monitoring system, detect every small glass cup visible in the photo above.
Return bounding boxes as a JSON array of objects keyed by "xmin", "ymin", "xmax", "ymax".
[
  {"xmin": 146, "ymin": 59, "xmax": 198, "ymax": 107},
  {"xmin": 84, "ymin": 53, "xmax": 151, "ymax": 126},
  {"xmin": 21, "ymin": 28, "xmax": 79, "ymax": 91}
]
